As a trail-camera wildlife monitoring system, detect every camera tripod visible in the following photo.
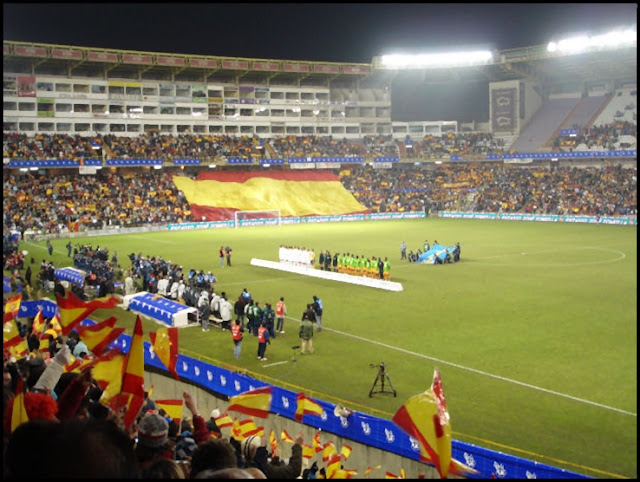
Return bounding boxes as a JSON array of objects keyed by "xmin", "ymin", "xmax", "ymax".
[{"xmin": 369, "ymin": 362, "xmax": 397, "ymax": 397}]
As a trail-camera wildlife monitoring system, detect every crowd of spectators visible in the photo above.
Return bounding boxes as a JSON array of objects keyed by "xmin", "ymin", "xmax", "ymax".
[
  {"xmin": 552, "ymin": 121, "xmax": 637, "ymax": 151},
  {"xmin": 340, "ymin": 163, "xmax": 637, "ymax": 216},
  {"xmin": 269, "ymin": 135, "xmax": 367, "ymax": 158},
  {"xmin": 406, "ymin": 132, "xmax": 507, "ymax": 159},
  {"xmin": 3, "ymin": 170, "xmax": 194, "ymax": 236}
]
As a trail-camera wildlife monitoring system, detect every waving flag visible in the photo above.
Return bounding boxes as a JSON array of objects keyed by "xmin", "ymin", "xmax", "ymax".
[
  {"xmin": 75, "ymin": 316, "xmax": 125, "ymax": 356},
  {"xmin": 294, "ymin": 392, "xmax": 324, "ymax": 422},
  {"xmin": 301, "ymin": 443, "xmax": 316, "ymax": 459},
  {"xmin": 3, "ymin": 293, "xmax": 22, "ymax": 322},
  {"xmin": 281, "ymin": 430, "xmax": 294, "ymax": 443},
  {"xmin": 173, "ymin": 170, "xmax": 369, "ymax": 222},
  {"xmin": 326, "ymin": 454, "xmax": 342, "ymax": 478},
  {"xmin": 385, "ymin": 472, "xmax": 399, "ymax": 479},
  {"xmin": 55, "ymin": 292, "xmax": 118, "ymax": 336},
  {"xmin": 50, "ymin": 312, "xmax": 62, "ymax": 335},
  {"xmin": 9, "ymin": 377, "xmax": 29, "ymax": 434},
  {"xmin": 339, "ymin": 444, "xmax": 353, "ymax": 461},
  {"xmin": 391, "ymin": 368, "xmax": 476, "ymax": 479},
  {"xmin": 155, "ymin": 399, "xmax": 184, "ymax": 423},
  {"xmin": 94, "ymin": 349, "xmax": 126, "ymax": 405},
  {"xmin": 312, "ymin": 431, "xmax": 323, "ymax": 452},
  {"xmin": 214, "ymin": 412, "xmax": 233, "ymax": 429},
  {"xmin": 149, "ymin": 327, "xmax": 179, "ymax": 380},
  {"xmin": 332, "ymin": 469, "xmax": 358, "ymax": 479},
  {"xmin": 238, "ymin": 418, "xmax": 262, "ymax": 438},
  {"xmin": 227, "ymin": 386, "xmax": 272, "ymax": 418},
  {"xmin": 32, "ymin": 309, "xmax": 45, "ymax": 337},
  {"xmin": 3, "ymin": 319, "xmax": 28, "ymax": 359},
  {"xmin": 232, "ymin": 417, "xmax": 242, "ymax": 440},
  {"xmin": 119, "ymin": 316, "xmax": 145, "ymax": 428},
  {"xmin": 322, "ymin": 441, "xmax": 337, "ymax": 461}
]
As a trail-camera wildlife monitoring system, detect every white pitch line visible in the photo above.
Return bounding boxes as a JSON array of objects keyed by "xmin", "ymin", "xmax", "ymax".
[
  {"xmin": 263, "ymin": 360, "xmax": 289, "ymax": 368},
  {"xmin": 283, "ymin": 316, "xmax": 636, "ymax": 418},
  {"xmin": 22, "ymin": 241, "xmax": 65, "ymax": 256}
]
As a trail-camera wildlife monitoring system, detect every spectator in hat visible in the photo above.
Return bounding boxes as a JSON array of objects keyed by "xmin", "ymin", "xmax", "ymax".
[
  {"xmin": 205, "ymin": 408, "xmax": 222, "ymax": 437},
  {"xmin": 135, "ymin": 411, "xmax": 174, "ymax": 471}
]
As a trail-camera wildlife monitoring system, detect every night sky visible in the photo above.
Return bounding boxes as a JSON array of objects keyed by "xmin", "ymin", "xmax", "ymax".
[{"xmin": 4, "ymin": 3, "xmax": 637, "ymax": 122}]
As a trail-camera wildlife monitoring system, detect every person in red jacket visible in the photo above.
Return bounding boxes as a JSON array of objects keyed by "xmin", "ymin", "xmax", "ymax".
[
  {"xmin": 231, "ymin": 319, "xmax": 243, "ymax": 359},
  {"xmin": 257, "ymin": 323, "xmax": 270, "ymax": 361}
]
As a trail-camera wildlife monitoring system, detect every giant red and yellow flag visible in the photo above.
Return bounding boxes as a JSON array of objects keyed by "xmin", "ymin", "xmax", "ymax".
[
  {"xmin": 227, "ymin": 386, "xmax": 272, "ymax": 418},
  {"xmin": 3, "ymin": 294, "xmax": 22, "ymax": 322},
  {"xmin": 294, "ymin": 392, "xmax": 324, "ymax": 422},
  {"xmin": 149, "ymin": 327, "xmax": 179, "ymax": 380},
  {"xmin": 155, "ymin": 399, "xmax": 184, "ymax": 423},
  {"xmin": 55, "ymin": 292, "xmax": 119, "ymax": 336},
  {"xmin": 75, "ymin": 316, "xmax": 125, "ymax": 356},
  {"xmin": 119, "ymin": 316, "xmax": 145, "ymax": 428},
  {"xmin": 172, "ymin": 171, "xmax": 369, "ymax": 221},
  {"xmin": 392, "ymin": 368, "xmax": 460, "ymax": 479},
  {"xmin": 10, "ymin": 377, "xmax": 29, "ymax": 434}
]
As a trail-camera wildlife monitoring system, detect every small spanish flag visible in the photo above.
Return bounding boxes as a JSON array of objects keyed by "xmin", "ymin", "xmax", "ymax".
[
  {"xmin": 32, "ymin": 309, "xmax": 45, "ymax": 337},
  {"xmin": 55, "ymin": 291, "xmax": 118, "ymax": 336},
  {"xmin": 269, "ymin": 429, "xmax": 277, "ymax": 456},
  {"xmin": 385, "ymin": 472, "xmax": 399, "ymax": 479},
  {"xmin": 326, "ymin": 454, "xmax": 342, "ymax": 478},
  {"xmin": 119, "ymin": 316, "xmax": 145, "ymax": 428},
  {"xmin": 214, "ymin": 412, "xmax": 233, "ymax": 429},
  {"xmin": 281, "ymin": 429, "xmax": 294, "ymax": 443},
  {"xmin": 312, "ymin": 431, "xmax": 323, "ymax": 452},
  {"xmin": 301, "ymin": 443, "xmax": 316, "ymax": 459},
  {"xmin": 227, "ymin": 386, "xmax": 272, "ymax": 419},
  {"xmin": 75, "ymin": 316, "xmax": 125, "ymax": 356},
  {"xmin": 339, "ymin": 444, "xmax": 353, "ymax": 461},
  {"xmin": 322, "ymin": 441, "xmax": 337, "ymax": 461},
  {"xmin": 9, "ymin": 377, "xmax": 29, "ymax": 434},
  {"xmin": 149, "ymin": 327, "xmax": 179, "ymax": 380},
  {"xmin": 155, "ymin": 399, "xmax": 184, "ymax": 424},
  {"xmin": 3, "ymin": 294, "xmax": 22, "ymax": 323},
  {"xmin": 294, "ymin": 392, "xmax": 324, "ymax": 422}
]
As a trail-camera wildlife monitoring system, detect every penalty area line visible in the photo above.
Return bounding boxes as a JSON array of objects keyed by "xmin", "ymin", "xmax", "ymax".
[{"xmin": 262, "ymin": 361, "xmax": 289, "ymax": 368}]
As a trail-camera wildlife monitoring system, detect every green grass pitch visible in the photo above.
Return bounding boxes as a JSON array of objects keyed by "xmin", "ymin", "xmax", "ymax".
[{"xmin": 24, "ymin": 218, "xmax": 637, "ymax": 478}]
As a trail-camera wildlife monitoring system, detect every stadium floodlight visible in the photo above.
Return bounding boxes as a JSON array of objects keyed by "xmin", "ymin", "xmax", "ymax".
[
  {"xmin": 378, "ymin": 50, "xmax": 493, "ymax": 69},
  {"xmin": 153, "ymin": 165, "xmax": 162, "ymax": 170},
  {"xmin": 547, "ymin": 27, "xmax": 636, "ymax": 54}
]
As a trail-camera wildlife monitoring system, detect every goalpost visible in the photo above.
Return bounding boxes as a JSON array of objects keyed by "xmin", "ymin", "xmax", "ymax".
[{"xmin": 234, "ymin": 209, "xmax": 282, "ymax": 228}]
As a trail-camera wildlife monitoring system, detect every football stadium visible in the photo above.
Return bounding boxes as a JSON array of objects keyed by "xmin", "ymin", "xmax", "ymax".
[{"xmin": 2, "ymin": 8, "xmax": 637, "ymax": 480}]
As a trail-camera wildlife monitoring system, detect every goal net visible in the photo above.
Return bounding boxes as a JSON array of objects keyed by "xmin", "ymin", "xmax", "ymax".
[{"xmin": 234, "ymin": 209, "xmax": 281, "ymax": 228}]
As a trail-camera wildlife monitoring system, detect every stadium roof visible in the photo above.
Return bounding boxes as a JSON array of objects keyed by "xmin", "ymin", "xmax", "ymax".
[{"xmin": 3, "ymin": 40, "xmax": 637, "ymax": 87}]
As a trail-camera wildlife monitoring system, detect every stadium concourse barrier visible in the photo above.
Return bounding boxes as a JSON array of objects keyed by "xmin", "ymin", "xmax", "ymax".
[
  {"xmin": 16, "ymin": 298, "xmax": 590, "ymax": 479},
  {"xmin": 250, "ymin": 258, "xmax": 403, "ymax": 292},
  {"xmin": 437, "ymin": 211, "xmax": 637, "ymax": 225}
]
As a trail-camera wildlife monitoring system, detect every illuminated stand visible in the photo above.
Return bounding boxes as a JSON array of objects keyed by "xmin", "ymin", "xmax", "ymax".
[{"xmin": 250, "ymin": 258, "xmax": 403, "ymax": 292}]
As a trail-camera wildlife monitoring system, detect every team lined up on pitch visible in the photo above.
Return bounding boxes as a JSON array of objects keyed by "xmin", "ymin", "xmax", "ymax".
[{"xmin": 278, "ymin": 245, "xmax": 391, "ymax": 280}]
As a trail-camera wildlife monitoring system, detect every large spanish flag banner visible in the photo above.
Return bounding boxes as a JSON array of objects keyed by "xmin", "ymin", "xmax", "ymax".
[{"xmin": 172, "ymin": 171, "xmax": 369, "ymax": 221}]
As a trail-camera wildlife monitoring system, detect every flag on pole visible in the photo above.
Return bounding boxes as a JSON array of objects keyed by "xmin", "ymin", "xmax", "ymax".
[
  {"xmin": 9, "ymin": 377, "xmax": 29, "ymax": 434},
  {"xmin": 294, "ymin": 392, "xmax": 324, "ymax": 422},
  {"xmin": 50, "ymin": 312, "xmax": 62, "ymax": 335},
  {"xmin": 55, "ymin": 291, "xmax": 118, "ymax": 336},
  {"xmin": 400, "ymin": 468, "xmax": 406, "ymax": 479},
  {"xmin": 149, "ymin": 327, "xmax": 179, "ymax": 380},
  {"xmin": 155, "ymin": 399, "xmax": 184, "ymax": 423},
  {"xmin": 392, "ymin": 367, "xmax": 474, "ymax": 479},
  {"xmin": 119, "ymin": 316, "xmax": 145, "ymax": 428},
  {"xmin": 385, "ymin": 471, "xmax": 399, "ymax": 479},
  {"xmin": 232, "ymin": 417, "xmax": 243, "ymax": 440},
  {"xmin": 281, "ymin": 429, "xmax": 294, "ymax": 443},
  {"xmin": 227, "ymin": 386, "xmax": 273, "ymax": 418},
  {"xmin": 214, "ymin": 412, "xmax": 234, "ymax": 429},
  {"xmin": 238, "ymin": 418, "xmax": 262, "ymax": 438},
  {"xmin": 75, "ymin": 316, "xmax": 125, "ymax": 356},
  {"xmin": 3, "ymin": 294, "xmax": 22, "ymax": 323}
]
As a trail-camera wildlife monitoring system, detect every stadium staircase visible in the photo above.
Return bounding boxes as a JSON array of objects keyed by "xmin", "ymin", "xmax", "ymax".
[
  {"xmin": 585, "ymin": 94, "xmax": 614, "ymax": 128},
  {"xmin": 32, "ymin": 138, "xmax": 45, "ymax": 159},
  {"xmin": 264, "ymin": 141, "xmax": 278, "ymax": 159},
  {"xmin": 396, "ymin": 141, "xmax": 407, "ymax": 159},
  {"xmin": 545, "ymin": 98, "xmax": 585, "ymax": 148},
  {"xmin": 99, "ymin": 138, "xmax": 115, "ymax": 159}
]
